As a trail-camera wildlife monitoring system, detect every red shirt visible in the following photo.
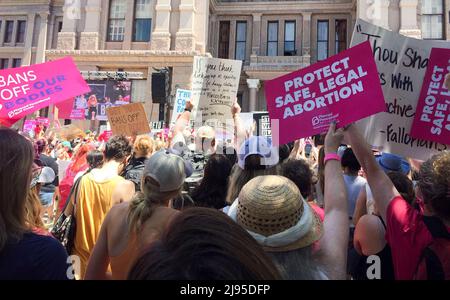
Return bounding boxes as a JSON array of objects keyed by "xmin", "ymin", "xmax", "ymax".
[{"xmin": 385, "ymin": 196, "xmax": 450, "ymax": 280}]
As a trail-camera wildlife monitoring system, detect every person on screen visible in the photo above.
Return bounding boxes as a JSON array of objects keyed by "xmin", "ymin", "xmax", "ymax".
[{"xmin": 87, "ymin": 95, "xmax": 98, "ymax": 120}]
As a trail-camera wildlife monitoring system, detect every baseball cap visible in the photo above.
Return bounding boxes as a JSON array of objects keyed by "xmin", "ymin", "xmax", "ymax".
[
  {"xmin": 143, "ymin": 150, "xmax": 192, "ymax": 192},
  {"xmin": 30, "ymin": 166, "xmax": 55, "ymax": 188},
  {"xmin": 196, "ymin": 126, "xmax": 215, "ymax": 139},
  {"xmin": 238, "ymin": 136, "xmax": 279, "ymax": 170},
  {"xmin": 61, "ymin": 141, "xmax": 72, "ymax": 150}
]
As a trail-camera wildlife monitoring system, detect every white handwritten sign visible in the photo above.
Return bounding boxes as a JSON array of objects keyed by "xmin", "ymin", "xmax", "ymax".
[
  {"xmin": 191, "ymin": 56, "xmax": 242, "ymax": 135},
  {"xmin": 351, "ymin": 19, "xmax": 450, "ymax": 160}
]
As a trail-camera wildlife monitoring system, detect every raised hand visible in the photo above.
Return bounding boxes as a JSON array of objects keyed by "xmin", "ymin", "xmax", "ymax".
[
  {"xmin": 324, "ymin": 122, "xmax": 344, "ymax": 154},
  {"xmin": 231, "ymin": 100, "xmax": 241, "ymax": 116}
]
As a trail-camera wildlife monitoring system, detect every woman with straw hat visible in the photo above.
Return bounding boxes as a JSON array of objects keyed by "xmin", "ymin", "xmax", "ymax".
[{"xmin": 228, "ymin": 122, "xmax": 349, "ymax": 279}]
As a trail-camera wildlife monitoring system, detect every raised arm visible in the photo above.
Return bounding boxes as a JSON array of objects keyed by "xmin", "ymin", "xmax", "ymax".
[
  {"xmin": 344, "ymin": 124, "xmax": 399, "ymax": 222},
  {"xmin": 353, "ymin": 188, "xmax": 368, "ymax": 226},
  {"xmin": 231, "ymin": 101, "xmax": 246, "ymax": 150},
  {"xmin": 172, "ymin": 101, "xmax": 194, "ymax": 141},
  {"xmin": 318, "ymin": 122, "xmax": 348, "ymax": 280}
]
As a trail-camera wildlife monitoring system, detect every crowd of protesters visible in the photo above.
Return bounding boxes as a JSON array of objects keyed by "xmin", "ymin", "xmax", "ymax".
[{"xmin": 0, "ymin": 98, "xmax": 449, "ymax": 280}]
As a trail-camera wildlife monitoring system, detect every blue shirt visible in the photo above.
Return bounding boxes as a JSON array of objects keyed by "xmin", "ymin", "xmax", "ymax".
[
  {"xmin": 343, "ymin": 174, "xmax": 367, "ymax": 219},
  {"xmin": 0, "ymin": 232, "xmax": 69, "ymax": 280}
]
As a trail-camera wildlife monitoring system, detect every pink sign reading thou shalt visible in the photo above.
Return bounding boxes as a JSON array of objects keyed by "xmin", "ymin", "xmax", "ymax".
[
  {"xmin": 265, "ymin": 41, "xmax": 386, "ymax": 145},
  {"xmin": 410, "ymin": 48, "xmax": 450, "ymax": 145},
  {"xmin": 0, "ymin": 57, "xmax": 90, "ymax": 127}
]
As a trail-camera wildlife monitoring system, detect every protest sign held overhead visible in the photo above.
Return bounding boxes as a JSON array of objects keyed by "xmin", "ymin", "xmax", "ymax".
[
  {"xmin": 191, "ymin": 56, "xmax": 242, "ymax": 134},
  {"xmin": 351, "ymin": 19, "xmax": 450, "ymax": 160},
  {"xmin": 240, "ymin": 112, "xmax": 272, "ymax": 137},
  {"xmin": 265, "ymin": 41, "xmax": 385, "ymax": 145},
  {"xmin": 36, "ymin": 117, "xmax": 50, "ymax": 127},
  {"xmin": 23, "ymin": 120, "xmax": 37, "ymax": 136},
  {"xmin": 55, "ymin": 124, "xmax": 86, "ymax": 141},
  {"xmin": 106, "ymin": 103, "xmax": 150, "ymax": 137},
  {"xmin": 170, "ymin": 89, "xmax": 193, "ymax": 127},
  {"xmin": 0, "ymin": 57, "xmax": 90, "ymax": 127},
  {"xmin": 151, "ymin": 121, "xmax": 165, "ymax": 133},
  {"xmin": 410, "ymin": 48, "xmax": 450, "ymax": 145}
]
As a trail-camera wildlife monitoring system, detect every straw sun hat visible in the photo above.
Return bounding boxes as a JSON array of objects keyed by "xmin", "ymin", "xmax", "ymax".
[{"xmin": 228, "ymin": 175, "xmax": 323, "ymax": 252}]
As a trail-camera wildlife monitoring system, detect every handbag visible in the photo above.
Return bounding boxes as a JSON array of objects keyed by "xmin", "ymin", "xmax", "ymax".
[{"xmin": 51, "ymin": 175, "xmax": 83, "ymax": 255}]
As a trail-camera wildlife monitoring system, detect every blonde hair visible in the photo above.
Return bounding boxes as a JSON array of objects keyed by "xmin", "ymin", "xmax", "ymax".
[
  {"xmin": 133, "ymin": 135, "xmax": 154, "ymax": 158},
  {"xmin": 24, "ymin": 186, "xmax": 45, "ymax": 231},
  {"xmin": 127, "ymin": 176, "xmax": 181, "ymax": 234},
  {"xmin": 154, "ymin": 139, "xmax": 166, "ymax": 152}
]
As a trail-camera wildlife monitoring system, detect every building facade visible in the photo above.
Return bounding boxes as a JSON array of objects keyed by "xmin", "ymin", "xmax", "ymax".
[
  {"xmin": 0, "ymin": 0, "xmax": 449, "ymax": 125},
  {"xmin": 46, "ymin": 0, "xmax": 209, "ymax": 126},
  {"xmin": 0, "ymin": 0, "xmax": 64, "ymax": 68},
  {"xmin": 210, "ymin": 0, "xmax": 450, "ymax": 112}
]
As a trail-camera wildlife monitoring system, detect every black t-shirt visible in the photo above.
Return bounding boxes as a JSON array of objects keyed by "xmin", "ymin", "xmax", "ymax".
[
  {"xmin": 121, "ymin": 156, "xmax": 147, "ymax": 192},
  {"xmin": 0, "ymin": 232, "xmax": 69, "ymax": 280},
  {"xmin": 39, "ymin": 154, "xmax": 59, "ymax": 193}
]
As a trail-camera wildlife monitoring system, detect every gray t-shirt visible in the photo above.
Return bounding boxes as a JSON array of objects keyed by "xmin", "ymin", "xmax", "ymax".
[{"xmin": 343, "ymin": 174, "xmax": 367, "ymax": 219}]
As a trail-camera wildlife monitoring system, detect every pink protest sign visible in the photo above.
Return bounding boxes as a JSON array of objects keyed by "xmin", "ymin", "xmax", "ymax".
[
  {"xmin": 23, "ymin": 120, "xmax": 37, "ymax": 134},
  {"xmin": 36, "ymin": 117, "xmax": 50, "ymax": 127},
  {"xmin": 410, "ymin": 48, "xmax": 450, "ymax": 145},
  {"xmin": 265, "ymin": 41, "xmax": 385, "ymax": 145},
  {"xmin": 0, "ymin": 57, "xmax": 90, "ymax": 127}
]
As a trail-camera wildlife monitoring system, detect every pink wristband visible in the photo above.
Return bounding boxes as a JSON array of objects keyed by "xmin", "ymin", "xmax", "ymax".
[{"xmin": 324, "ymin": 153, "xmax": 341, "ymax": 164}]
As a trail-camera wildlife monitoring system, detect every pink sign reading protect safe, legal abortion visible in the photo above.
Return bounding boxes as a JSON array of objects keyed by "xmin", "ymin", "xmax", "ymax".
[
  {"xmin": 265, "ymin": 41, "xmax": 385, "ymax": 145},
  {"xmin": 0, "ymin": 57, "xmax": 90, "ymax": 127},
  {"xmin": 410, "ymin": 48, "xmax": 450, "ymax": 146}
]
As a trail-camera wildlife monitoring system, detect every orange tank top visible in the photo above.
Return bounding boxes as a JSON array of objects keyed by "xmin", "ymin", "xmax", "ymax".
[{"xmin": 110, "ymin": 233, "xmax": 141, "ymax": 280}]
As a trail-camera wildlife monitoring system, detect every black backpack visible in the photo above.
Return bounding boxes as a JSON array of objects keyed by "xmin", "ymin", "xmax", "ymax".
[
  {"xmin": 122, "ymin": 157, "xmax": 147, "ymax": 192},
  {"xmin": 414, "ymin": 216, "xmax": 450, "ymax": 280}
]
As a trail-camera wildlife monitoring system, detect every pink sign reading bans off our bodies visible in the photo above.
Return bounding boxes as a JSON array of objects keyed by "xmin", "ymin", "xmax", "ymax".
[
  {"xmin": 410, "ymin": 48, "xmax": 450, "ymax": 145},
  {"xmin": 265, "ymin": 41, "xmax": 385, "ymax": 145},
  {"xmin": 0, "ymin": 57, "xmax": 90, "ymax": 127}
]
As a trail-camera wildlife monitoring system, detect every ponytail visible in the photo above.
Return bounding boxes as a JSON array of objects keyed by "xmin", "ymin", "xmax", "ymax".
[{"xmin": 127, "ymin": 177, "xmax": 181, "ymax": 234}]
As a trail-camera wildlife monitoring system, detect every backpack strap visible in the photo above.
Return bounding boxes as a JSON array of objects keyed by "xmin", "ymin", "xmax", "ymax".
[
  {"xmin": 422, "ymin": 216, "xmax": 450, "ymax": 240},
  {"xmin": 423, "ymin": 247, "xmax": 446, "ymax": 280},
  {"xmin": 418, "ymin": 216, "xmax": 449, "ymax": 280}
]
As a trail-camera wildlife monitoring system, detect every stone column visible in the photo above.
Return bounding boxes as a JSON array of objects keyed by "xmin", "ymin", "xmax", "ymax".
[
  {"xmin": 123, "ymin": 0, "xmax": 135, "ymax": 50},
  {"xmin": 208, "ymin": 14, "xmax": 217, "ymax": 55},
  {"xmin": 151, "ymin": 0, "xmax": 172, "ymax": 51},
  {"xmin": 46, "ymin": 15, "xmax": 55, "ymax": 50},
  {"xmin": 58, "ymin": 1, "xmax": 79, "ymax": 50},
  {"xmin": 176, "ymin": 0, "xmax": 196, "ymax": 52},
  {"xmin": 36, "ymin": 12, "xmax": 49, "ymax": 63},
  {"xmin": 80, "ymin": 0, "xmax": 101, "ymax": 50},
  {"xmin": 399, "ymin": 0, "xmax": 421, "ymax": 38},
  {"xmin": 247, "ymin": 79, "xmax": 261, "ymax": 112},
  {"xmin": 302, "ymin": 12, "xmax": 311, "ymax": 65},
  {"xmin": 22, "ymin": 13, "xmax": 36, "ymax": 66},
  {"xmin": 351, "ymin": 10, "xmax": 357, "ymax": 35},
  {"xmin": 378, "ymin": 0, "xmax": 391, "ymax": 29},
  {"xmin": 251, "ymin": 13, "xmax": 262, "ymax": 55}
]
